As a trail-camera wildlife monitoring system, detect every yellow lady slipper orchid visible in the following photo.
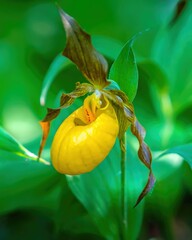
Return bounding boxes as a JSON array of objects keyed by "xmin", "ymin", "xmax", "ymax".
[
  {"xmin": 51, "ymin": 92, "xmax": 119, "ymax": 175},
  {"xmin": 38, "ymin": 8, "xmax": 155, "ymax": 205}
]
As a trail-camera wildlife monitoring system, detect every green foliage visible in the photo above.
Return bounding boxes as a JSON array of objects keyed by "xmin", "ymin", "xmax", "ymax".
[
  {"xmin": 0, "ymin": 0, "xmax": 192, "ymax": 239},
  {"xmin": 109, "ymin": 40, "xmax": 138, "ymax": 102},
  {"xmin": 0, "ymin": 156, "xmax": 58, "ymax": 214},
  {"xmin": 0, "ymin": 127, "xmax": 48, "ymax": 164}
]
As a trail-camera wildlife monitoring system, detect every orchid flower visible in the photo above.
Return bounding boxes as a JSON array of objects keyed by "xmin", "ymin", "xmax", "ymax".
[{"xmin": 38, "ymin": 9, "xmax": 155, "ymax": 206}]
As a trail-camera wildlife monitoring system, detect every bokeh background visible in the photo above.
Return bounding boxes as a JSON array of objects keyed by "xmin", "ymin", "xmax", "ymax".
[{"xmin": 0, "ymin": 0, "xmax": 192, "ymax": 239}]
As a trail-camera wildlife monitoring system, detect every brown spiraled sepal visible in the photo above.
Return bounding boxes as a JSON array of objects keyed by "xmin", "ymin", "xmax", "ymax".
[
  {"xmin": 59, "ymin": 8, "xmax": 109, "ymax": 88},
  {"xmin": 131, "ymin": 118, "xmax": 155, "ymax": 206},
  {"xmin": 134, "ymin": 170, "xmax": 155, "ymax": 207}
]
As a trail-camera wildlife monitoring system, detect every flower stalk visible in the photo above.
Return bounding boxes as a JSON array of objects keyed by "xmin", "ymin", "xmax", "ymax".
[{"xmin": 120, "ymin": 134, "xmax": 128, "ymax": 239}]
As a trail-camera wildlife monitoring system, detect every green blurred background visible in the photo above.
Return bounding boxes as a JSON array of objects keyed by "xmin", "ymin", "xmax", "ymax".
[{"xmin": 0, "ymin": 0, "xmax": 192, "ymax": 239}]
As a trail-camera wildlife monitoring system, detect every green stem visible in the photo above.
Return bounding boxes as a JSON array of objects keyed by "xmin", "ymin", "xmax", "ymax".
[{"xmin": 120, "ymin": 134, "xmax": 127, "ymax": 239}]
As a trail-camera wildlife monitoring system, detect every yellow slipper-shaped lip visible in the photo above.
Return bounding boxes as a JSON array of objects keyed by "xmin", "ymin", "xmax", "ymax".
[{"xmin": 51, "ymin": 93, "xmax": 119, "ymax": 175}]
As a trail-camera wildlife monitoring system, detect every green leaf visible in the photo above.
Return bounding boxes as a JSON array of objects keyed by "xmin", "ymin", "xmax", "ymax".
[
  {"xmin": 0, "ymin": 126, "xmax": 49, "ymax": 165},
  {"xmin": 159, "ymin": 143, "xmax": 192, "ymax": 169},
  {"xmin": 146, "ymin": 166, "xmax": 183, "ymax": 240},
  {"xmin": 174, "ymin": 71, "xmax": 192, "ymax": 116},
  {"xmin": 40, "ymin": 53, "xmax": 71, "ymax": 106},
  {"xmin": 54, "ymin": 178, "xmax": 99, "ymax": 236},
  {"xmin": 66, "ymin": 139, "xmax": 147, "ymax": 240},
  {"xmin": 109, "ymin": 40, "xmax": 138, "ymax": 102},
  {"xmin": 151, "ymin": 1, "xmax": 192, "ymax": 100},
  {"xmin": 0, "ymin": 154, "xmax": 59, "ymax": 214},
  {"xmin": 153, "ymin": 152, "xmax": 183, "ymax": 181}
]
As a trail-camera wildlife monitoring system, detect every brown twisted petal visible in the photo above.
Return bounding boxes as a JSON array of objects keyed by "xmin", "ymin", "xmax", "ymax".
[{"xmin": 131, "ymin": 117, "xmax": 155, "ymax": 207}]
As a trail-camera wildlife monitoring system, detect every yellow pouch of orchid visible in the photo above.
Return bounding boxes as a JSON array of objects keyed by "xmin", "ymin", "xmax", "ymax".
[{"xmin": 51, "ymin": 93, "xmax": 119, "ymax": 174}]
